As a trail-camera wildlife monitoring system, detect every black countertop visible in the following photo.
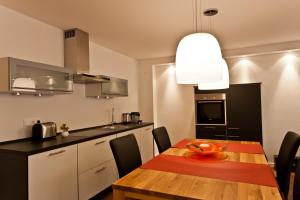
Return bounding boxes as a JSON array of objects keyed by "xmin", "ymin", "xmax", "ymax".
[{"xmin": 0, "ymin": 122, "xmax": 153, "ymax": 156}]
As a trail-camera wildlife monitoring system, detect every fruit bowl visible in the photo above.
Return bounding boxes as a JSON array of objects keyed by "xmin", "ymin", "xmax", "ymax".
[{"xmin": 186, "ymin": 141, "xmax": 225, "ymax": 156}]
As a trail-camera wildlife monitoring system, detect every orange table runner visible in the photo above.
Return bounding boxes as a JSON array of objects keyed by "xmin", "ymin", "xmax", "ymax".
[
  {"xmin": 140, "ymin": 154, "xmax": 277, "ymax": 187},
  {"xmin": 174, "ymin": 139, "xmax": 264, "ymax": 154}
]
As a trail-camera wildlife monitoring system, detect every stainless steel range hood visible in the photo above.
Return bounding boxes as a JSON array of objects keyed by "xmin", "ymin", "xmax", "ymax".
[{"xmin": 64, "ymin": 28, "xmax": 109, "ymax": 83}]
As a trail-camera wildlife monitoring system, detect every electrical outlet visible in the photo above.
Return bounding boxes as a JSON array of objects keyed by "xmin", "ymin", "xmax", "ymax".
[{"xmin": 23, "ymin": 118, "xmax": 40, "ymax": 126}]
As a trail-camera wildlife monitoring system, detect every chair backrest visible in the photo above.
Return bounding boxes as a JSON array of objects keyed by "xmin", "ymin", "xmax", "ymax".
[
  {"xmin": 109, "ymin": 134, "xmax": 142, "ymax": 178},
  {"xmin": 294, "ymin": 161, "xmax": 300, "ymax": 200},
  {"xmin": 152, "ymin": 126, "xmax": 171, "ymax": 153},
  {"xmin": 276, "ymin": 131, "xmax": 300, "ymax": 198}
]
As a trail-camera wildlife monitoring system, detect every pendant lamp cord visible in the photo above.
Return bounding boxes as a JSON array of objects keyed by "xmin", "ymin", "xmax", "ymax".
[
  {"xmin": 195, "ymin": 0, "xmax": 217, "ymax": 34},
  {"xmin": 200, "ymin": 0, "xmax": 202, "ymax": 32},
  {"xmin": 194, "ymin": 0, "xmax": 197, "ymax": 33},
  {"xmin": 210, "ymin": 13, "xmax": 213, "ymax": 33}
]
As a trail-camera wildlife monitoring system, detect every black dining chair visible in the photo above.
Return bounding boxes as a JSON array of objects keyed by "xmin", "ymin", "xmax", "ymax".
[
  {"xmin": 294, "ymin": 162, "xmax": 300, "ymax": 200},
  {"xmin": 109, "ymin": 134, "xmax": 142, "ymax": 178},
  {"xmin": 152, "ymin": 126, "xmax": 172, "ymax": 153},
  {"xmin": 275, "ymin": 131, "xmax": 300, "ymax": 199}
]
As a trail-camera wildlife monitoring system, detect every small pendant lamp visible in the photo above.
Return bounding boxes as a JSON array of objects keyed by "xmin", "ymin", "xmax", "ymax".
[{"xmin": 197, "ymin": 58, "xmax": 229, "ymax": 90}]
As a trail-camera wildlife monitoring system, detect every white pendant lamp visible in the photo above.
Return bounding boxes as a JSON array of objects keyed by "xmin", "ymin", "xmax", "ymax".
[
  {"xmin": 197, "ymin": 59, "xmax": 229, "ymax": 90},
  {"xmin": 175, "ymin": 1, "xmax": 229, "ymax": 88},
  {"xmin": 175, "ymin": 33, "xmax": 223, "ymax": 84}
]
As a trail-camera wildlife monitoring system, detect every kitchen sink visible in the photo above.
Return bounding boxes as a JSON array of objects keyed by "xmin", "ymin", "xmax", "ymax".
[
  {"xmin": 101, "ymin": 124, "xmax": 129, "ymax": 130},
  {"xmin": 70, "ymin": 124, "xmax": 131, "ymax": 137}
]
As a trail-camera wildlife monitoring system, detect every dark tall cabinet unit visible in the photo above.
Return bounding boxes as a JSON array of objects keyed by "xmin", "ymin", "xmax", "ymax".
[
  {"xmin": 195, "ymin": 83, "xmax": 263, "ymax": 143},
  {"xmin": 226, "ymin": 83, "xmax": 262, "ymax": 142}
]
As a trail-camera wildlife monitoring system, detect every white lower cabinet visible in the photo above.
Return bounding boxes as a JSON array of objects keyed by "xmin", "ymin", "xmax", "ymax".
[
  {"xmin": 28, "ymin": 145, "xmax": 78, "ymax": 200},
  {"xmin": 79, "ymin": 160, "xmax": 118, "ymax": 200},
  {"xmin": 140, "ymin": 126, "xmax": 154, "ymax": 163},
  {"xmin": 78, "ymin": 134, "xmax": 115, "ymax": 174},
  {"xmin": 27, "ymin": 125, "xmax": 153, "ymax": 200},
  {"xmin": 78, "ymin": 134, "xmax": 118, "ymax": 200}
]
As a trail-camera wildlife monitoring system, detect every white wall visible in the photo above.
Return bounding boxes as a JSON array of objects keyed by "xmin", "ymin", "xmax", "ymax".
[
  {"xmin": 0, "ymin": 5, "xmax": 139, "ymax": 142},
  {"xmin": 138, "ymin": 56, "xmax": 174, "ymax": 122},
  {"xmin": 227, "ymin": 51, "xmax": 300, "ymax": 160},
  {"xmin": 140, "ymin": 50, "xmax": 300, "ymax": 161},
  {"xmin": 153, "ymin": 64, "xmax": 195, "ymax": 144}
]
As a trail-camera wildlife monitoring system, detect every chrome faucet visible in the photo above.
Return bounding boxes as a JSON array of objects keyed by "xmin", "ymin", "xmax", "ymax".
[{"xmin": 111, "ymin": 107, "xmax": 115, "ymax": 126}]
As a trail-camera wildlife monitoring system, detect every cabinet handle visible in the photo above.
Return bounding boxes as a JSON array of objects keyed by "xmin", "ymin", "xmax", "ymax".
[
  {"xmin": 228, "ymin": 135, "xmax": 240, "ymax": 138},
  {"xmin": 204, "ymin": 127, "xmax": 216, "ymax": 129},
  {"xmin": 227, "ymin": 128, "xmax": 240, "ymax": 130},
  {"xmin": 95, "ymin": 141, "xmax": 106, "ymax": 145},
  {"xmin": 95, "ymin": 167, "xmax": 106, "ymax": 174},
  {"xmin": 48, "ymin": 150, "xmax": 66, "ymax": 157},
  {"xmin": 214, "ymin": 134, "xmax": 226, "ymax": 137},
  {"xmin": 145, "ymin": 128, "xmax": 151, "ymax": 131}
]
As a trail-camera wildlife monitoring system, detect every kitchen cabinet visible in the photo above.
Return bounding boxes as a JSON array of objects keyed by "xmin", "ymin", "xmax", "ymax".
[
  {"xmin": 78, "ymin": 134, "xmax": 117, "ymax": 200},
  {"xmin": 196, "ymin": 125, "xmax": 226, "ymax": 140},
  {"xmin": 226, "ymin": 83, "xmax": 262, "ymax": 143},
  {"xmin": 28, "ymin": 145, "xmax": 78, "ymax": 200},
  {"xmin": 79, "ymin": 160, "xmax": 117, "ymax": 200},
  {"xmin": 78, "ymin": 126, "xmax": 153, "ymax": 199},
  {"xmin": 194, "ymin": 83, "xmax": 262, "ymax": 143},
  {"xmin": 78, "ymin": 134, "xmax": 116, "ymax": 174},
  {"xmin": 0, "ymin": 57, "xmax": 73, "ymax": 95},
  {"xmin": 139, "ymin": 126, "xmax": 154, "ymax": 163},
  {"xmin": 0, "ymin": 122, "xmax": 154, "ymax": 200}
]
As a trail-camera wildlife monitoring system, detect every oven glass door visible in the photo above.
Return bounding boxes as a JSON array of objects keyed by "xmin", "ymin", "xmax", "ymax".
[{"xmin": 196, "ymin": 100, "xmax": 226, "ymax": 124}]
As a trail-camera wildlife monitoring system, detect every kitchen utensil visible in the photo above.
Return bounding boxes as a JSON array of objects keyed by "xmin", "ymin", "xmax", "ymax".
[
  {"xmin": 32, "ymin": 120, "xmax": 57, "ymax": 140},
  {"xmin": 186, "ymin": 141, "xmax": 225, "ymax": 156},
  {"xmin": 122, "ymin": 113, "xmax": 131, "ymax": 124}
]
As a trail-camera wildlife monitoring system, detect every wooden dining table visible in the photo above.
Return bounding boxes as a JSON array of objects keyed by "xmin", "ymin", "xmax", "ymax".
[{"xmin": 112, "ymin": 139, "xmax": 282, "ymax": 200}]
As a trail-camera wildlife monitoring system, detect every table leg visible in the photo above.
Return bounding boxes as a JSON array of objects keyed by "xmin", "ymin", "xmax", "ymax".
[{"xmin": 113, "ymin": 189, "xmax": 125, "ymax": 200}]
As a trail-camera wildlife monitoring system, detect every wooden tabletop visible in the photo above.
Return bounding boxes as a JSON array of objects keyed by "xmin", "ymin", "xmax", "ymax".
[{"xmin": 112, "ymin": 139, "xmax": 282, "ymax": 200}]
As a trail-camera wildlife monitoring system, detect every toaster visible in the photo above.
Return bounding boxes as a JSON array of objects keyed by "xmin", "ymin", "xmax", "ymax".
[{"xmin": 32, "ymin": 120, "xmax": 57, "ymax": 140}]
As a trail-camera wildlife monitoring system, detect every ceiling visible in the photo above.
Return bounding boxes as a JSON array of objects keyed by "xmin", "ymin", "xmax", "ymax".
[{"xmin": 0, "ymin": 0, "xmax": 300, "ymax": 59}]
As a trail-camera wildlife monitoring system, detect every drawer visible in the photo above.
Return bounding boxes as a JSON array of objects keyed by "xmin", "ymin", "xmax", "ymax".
[
  {"xmin": 227, "ymin": 127, "xmax": 261, "ymax": 142},
  {"xmin": 196, "ymin": 125, "xmax": 226, "ymax": 140},
  {"xmin": 196, "ymin": 131, "xmax": 227, "ymax": 140},
  {"xmin": 227, "ymin": 127, "xmax": 241, "ymax": 141},
  {"xmin": 78, "ymin": 160, "xmax": 118, "ymax": 200},
  {"xmin": 28, "ymin": 145, "xmax": 78, "ymax": 200},
  {"xmin": 78, "ymin": 134, "xmax": 116, "ymax": 174}
]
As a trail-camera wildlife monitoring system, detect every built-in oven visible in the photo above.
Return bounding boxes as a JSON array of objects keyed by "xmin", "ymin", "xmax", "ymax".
[{"xmin": 195, "ymin": 93, "xmax": 226, "ymax": 125}]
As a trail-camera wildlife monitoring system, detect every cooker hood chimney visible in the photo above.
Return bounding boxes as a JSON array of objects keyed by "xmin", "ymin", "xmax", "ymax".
[{"xmin": 64, "ymin": 28, "xmax": 109, "ymax": 83}]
